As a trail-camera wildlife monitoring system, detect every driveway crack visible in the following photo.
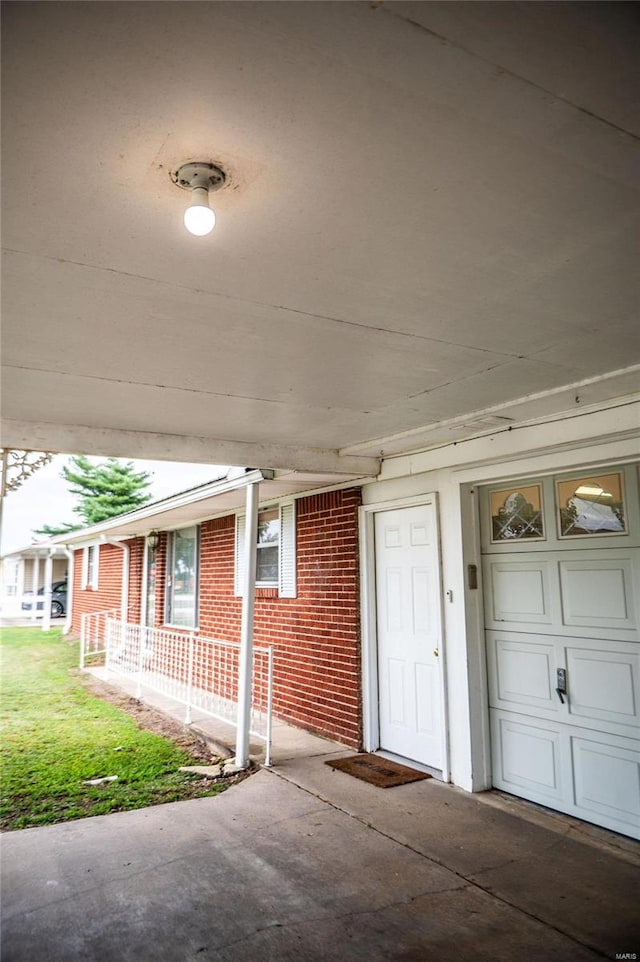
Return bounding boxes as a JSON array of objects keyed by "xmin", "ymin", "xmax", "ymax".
[{"xmin": 267, "ymin": 768, "xmax": 612, "ymax": 960}]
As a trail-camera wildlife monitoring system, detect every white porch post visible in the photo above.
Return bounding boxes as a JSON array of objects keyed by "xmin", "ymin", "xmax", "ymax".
[
  {"xmin": 17, "ymin": 559, "xmax": 25, "ymax": 604},
  {"xmin": 41, "ymin": 552, "xmax": 53, "ymax": 631},
  {"xmin": 235, "ymin": 480, "xmax": 259, "ymax": 769},
  {"xmin": 62, "ymin": 548, "xmax": 74, "ymax": 635},
  {"xmin": 30, "ymin": 555, "xmax": 40, "ymax": 621}
]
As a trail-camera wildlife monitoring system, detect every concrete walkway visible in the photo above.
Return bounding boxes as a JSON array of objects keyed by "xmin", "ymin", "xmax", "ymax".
[{"xmin": 2, "ymin": 684, "xmax": 640, "ymax": 961}]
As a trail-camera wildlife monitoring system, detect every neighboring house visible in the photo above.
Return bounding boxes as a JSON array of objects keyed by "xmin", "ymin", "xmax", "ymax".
[
  {"xmin": 39, "ymin": 402, "xmax": 640, "ymax": 842},
  {"xmin": 0, "ymin": 545, "xmax": 69, "ymax": 621}
]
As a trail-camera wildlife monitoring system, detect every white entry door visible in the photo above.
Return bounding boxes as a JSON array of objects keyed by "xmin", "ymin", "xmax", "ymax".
[{"xmin": 375, "ymin": 503, "xmax": 443, "ymax": 769}]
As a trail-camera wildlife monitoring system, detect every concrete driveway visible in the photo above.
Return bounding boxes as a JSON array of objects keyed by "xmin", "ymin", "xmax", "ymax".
[{"xmin": 2, "ymin": 748, "xmax": 639, "ymax": 962}]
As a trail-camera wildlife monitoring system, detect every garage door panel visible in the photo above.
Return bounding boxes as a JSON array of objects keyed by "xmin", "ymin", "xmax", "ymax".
[
  {"xmin": 560, "ymin": 558, "xmax": 636, "ymax": 631},
  {"xmin": 492, "ymin": 710, "xmax": 640, "ymax": 835},
  {"xmin": 491, "ymin": 713, "xmax": 565, "ymax": 802},
  {"xmin": 487, "ymin": 633, "xmax": 559, "ymax": 714},
  {"xmin": 566, "ymin": 644, "xmax": 640, "ymax": 729},
  {"xmin": 488, "ymin": 559, "xmax": 555, "ymax": 625},
  {"xmin": 572, "ymin": 734, "xmax": 640, "ymax": 831}
]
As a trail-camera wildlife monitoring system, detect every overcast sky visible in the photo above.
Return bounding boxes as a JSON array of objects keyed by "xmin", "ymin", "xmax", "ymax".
[{"xmin": 1, "ymin": 455, "xmax": 228, "ymax": 555}]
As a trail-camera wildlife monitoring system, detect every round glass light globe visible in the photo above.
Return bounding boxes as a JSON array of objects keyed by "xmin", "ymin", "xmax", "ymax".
[{"xmin": 184, "ymin": 204, "xmax": 216, "ymax": 236}]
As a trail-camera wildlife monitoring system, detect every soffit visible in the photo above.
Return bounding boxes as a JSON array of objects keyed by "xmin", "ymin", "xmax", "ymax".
[
  {"xmin": 57, "ymin": 469, "xmax": 355, "ymax": 544},
  {"xmin": 2, "ymin": 2, "xmax": 639, "ymax": 464}
]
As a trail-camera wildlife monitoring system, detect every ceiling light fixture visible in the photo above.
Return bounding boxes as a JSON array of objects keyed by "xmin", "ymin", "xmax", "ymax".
[{"xmin": 172, "ymin": 162, "xmax": 226, "ymax": 236}]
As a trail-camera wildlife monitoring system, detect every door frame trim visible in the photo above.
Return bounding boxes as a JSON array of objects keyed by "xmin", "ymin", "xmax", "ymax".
[{"xmin": 359, "ymin": 493, "xmax": 450, "ymax": 781}]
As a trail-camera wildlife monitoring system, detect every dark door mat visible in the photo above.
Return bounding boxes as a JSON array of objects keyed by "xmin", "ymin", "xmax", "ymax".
[{"xmin": 325, "ymin": 753, "xmax": 432, "ymax": 788}]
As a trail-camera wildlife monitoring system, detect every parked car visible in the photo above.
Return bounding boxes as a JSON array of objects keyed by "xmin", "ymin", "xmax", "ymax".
[{"xmin": 21, "ymin": 581, "xmax": 68, "ymax": 618}]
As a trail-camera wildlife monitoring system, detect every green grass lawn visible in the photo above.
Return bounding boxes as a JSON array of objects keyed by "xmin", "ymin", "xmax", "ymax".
[{"xmin": 1, "ymin": 627, "xmax": 231, "ymax": 830}]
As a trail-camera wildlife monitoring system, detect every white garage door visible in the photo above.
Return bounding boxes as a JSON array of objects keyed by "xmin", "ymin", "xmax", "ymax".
[{"xmin": 481, "ymin": 464, "xmax": 640, "ymax": 839}]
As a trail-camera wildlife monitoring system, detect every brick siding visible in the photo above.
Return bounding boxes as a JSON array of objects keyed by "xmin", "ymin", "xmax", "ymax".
[
  {"xmin": 71, "ymin": 487, "xmax": 363, "ymax": 749},
  {"xmin": 71, "ymin": 539, "xmax": 143, "ymax": 633},
  {"xmin": 194, "ymin": 487, "xmax": 363, "ymax": 747}
]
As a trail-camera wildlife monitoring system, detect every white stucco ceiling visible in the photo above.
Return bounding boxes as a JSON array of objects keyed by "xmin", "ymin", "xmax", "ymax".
[{"xmin": 2, "ymin": 1, "xmax": 639, "ymax": 471}]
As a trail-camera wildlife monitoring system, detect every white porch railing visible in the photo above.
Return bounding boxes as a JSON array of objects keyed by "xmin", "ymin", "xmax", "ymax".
[
  {"xmin": 81, "ymin": 613, "xmax": 273, "ymax": 765},
  {"xmin": 80, "ymin": 609, "xmax": 121, "ymax": 668}
]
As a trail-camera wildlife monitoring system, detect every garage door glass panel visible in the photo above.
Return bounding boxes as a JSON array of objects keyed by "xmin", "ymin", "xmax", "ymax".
[
  {"xmin": 490, "ymin": 484, "xmax": 544, "ymax": 542},
  {"xmin": 557, "ymin": 473, "xmax": 626, "ymax": 538}
]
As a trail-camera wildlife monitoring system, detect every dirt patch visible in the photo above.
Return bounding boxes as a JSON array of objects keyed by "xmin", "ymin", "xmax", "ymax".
[{"xmin": 81, "ymin": 674, "xmax": 242, "ymax": 775}]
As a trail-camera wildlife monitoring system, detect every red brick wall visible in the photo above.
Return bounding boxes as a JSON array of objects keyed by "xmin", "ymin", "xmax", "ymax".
[
  {"xmin": 71, "ymin": 539, "xmax": 144, "ymax": 633},
  {"xmin": 200, "ymin": 488, "xmax": 362, "ymax": 748},
  {"xmin": 70, "ymin": 488, "xmax": 363, "ymax": 748},
  {"xmin": 159, "ymin": 488, "xmax": 363, "ymax": 748}
]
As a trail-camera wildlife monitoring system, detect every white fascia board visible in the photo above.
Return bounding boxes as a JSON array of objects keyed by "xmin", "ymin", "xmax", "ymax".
[
  {"xmin": 0, "ymin": 543, "xmax": 64, "ymax": 560},
  {"xmin": 1, "ymin": 420, "xmax": 381, "ymax": 477},
  {"xmin": 342, "ymin": 370, "xmax": 640, "ymax": 459},
  {"xmin": 378, "ymin": 396, "xmax": 640, "ymax": 481},
  {"xmin": 51, "ymin": 469, "xmax": 272, "ymax": 546}
]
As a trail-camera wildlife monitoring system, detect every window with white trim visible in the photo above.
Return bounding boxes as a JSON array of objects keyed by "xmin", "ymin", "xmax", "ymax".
[
  {"xmin": 235, "ymin": 502, "xmax": 296, "ymax": 598},
  {"xmin": 256, "ymin": 508, "xmax": 279, "ymax": 586},
  {"xmin": 165, "ymin": 526, "xmax": 199, "ymax": 628},
  {"xmin": 81, "ymin": 545, "xmax": 99, "ymax": 589}
]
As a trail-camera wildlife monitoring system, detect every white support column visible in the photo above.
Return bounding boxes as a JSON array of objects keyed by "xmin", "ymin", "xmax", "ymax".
[
  {"xmin": 235, "ymin": 480, "xmax": 259, "ymax": 769},
  {"xmin": 62, "ymin": 549, "xmax": 74, "ymax": 635},
  {"xmin": 17, "ymin": 559, "xmax": 25, "ymax": 604},
  {"xmin": 30, "ymin": 555, "xmax": 40, "ymax": 621},
  {"xmin": 41, "ymin": 552, "xmax": 53, "ymax": 631}
]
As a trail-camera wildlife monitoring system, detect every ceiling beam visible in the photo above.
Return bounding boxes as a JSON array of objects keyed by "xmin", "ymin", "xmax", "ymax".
[{"xmin": 0, "ymin": 419, "xmax": 381, "ymax": 478}]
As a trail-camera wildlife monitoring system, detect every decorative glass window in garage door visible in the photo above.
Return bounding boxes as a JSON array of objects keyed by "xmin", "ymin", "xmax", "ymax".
[
  {"xmin": 556, "ymin": 472, "xmax": 626, "ymax": 538},
  {"xmin": 490, "ymin": 484, "xmax": 545, "ymax": 542}
]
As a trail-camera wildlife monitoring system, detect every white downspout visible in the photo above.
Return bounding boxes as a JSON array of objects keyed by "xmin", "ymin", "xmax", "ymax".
[
  {"xmin": 62, "ymin": 548, "xmax": 74, "ymax": 635},
  {"xmin": 140, "ymin": 537, "xmax": 149, "ymax": 627},
  {"xmin": 103, "ymin": 539, "xmax": 130, "ymax": 622},
  {"xmin": 41, "ymin": 550, "xmax": 54, "ymax": 632},
  {"xmin": 235, "ymin": 480, "xmax": 260, "ymax": 769}
]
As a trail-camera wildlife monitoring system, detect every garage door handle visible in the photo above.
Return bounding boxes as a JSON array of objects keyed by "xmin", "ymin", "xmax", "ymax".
[{"xmin": 556, "ymin": 668, "xmax": 567, "ymax": 705}]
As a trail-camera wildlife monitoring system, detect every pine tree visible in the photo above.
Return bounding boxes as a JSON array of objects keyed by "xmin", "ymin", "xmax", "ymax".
[{"xmin": 34, "ymin": 456, "xmax": 152, "ymax": 536}]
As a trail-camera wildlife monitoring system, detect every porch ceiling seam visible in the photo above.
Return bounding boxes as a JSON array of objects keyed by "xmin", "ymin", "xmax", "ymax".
[
  {"xmin": 2, "ymin": 248, "xmax": 521, "ymax": 359},
  {"xmin": 382, "ymin": 7, "xmax": 640, "ymax": 141}
]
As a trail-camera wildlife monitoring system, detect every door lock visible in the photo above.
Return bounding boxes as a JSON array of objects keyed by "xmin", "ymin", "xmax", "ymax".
[
  {"xmin": 556, "ymin": 668, "xmax": 567, "ymax": 705},
  {"xmin": 433, "ymin": 649, "xmax": 439, "ymax": 658}
]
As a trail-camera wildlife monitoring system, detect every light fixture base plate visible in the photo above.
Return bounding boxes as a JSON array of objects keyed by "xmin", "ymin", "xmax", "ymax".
[{"xmin": 172, "ymin": 162, "xmax": 226, "ymax": 192}]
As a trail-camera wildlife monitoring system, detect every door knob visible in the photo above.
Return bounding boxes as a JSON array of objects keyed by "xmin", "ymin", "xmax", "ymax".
[{"xmin": 433, "ymin": 649, "xmax": 439, "ymax": 658}]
